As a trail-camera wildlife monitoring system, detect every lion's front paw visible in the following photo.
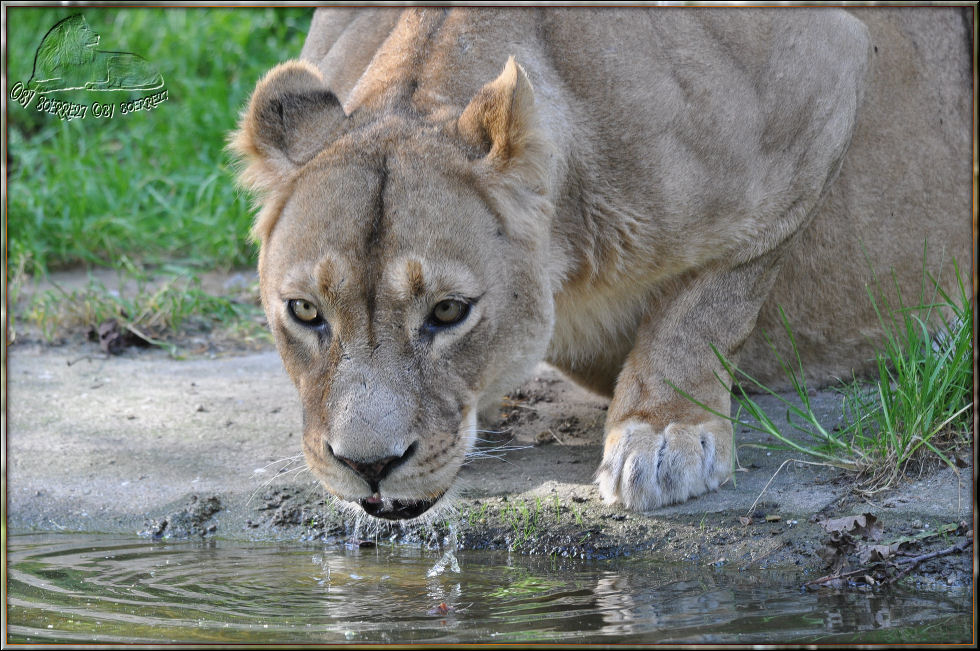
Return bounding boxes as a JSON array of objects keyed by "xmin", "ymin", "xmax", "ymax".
[{"xmin": 596, "ymin": 420, "xmax": 731, "ymax": 512}]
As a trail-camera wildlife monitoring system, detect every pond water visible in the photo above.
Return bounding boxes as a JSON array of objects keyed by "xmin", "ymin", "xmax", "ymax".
[{"xmin": 6, "ymin": 534, "xmax": 971, "ymax": 644}]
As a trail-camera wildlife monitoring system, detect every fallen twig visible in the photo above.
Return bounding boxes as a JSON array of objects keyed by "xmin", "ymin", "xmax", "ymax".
[
  {"xmin": 887, "ymin": 537, "xmax": 972, "ymax": 584},
  {"xmin": 804, "ymin": 566, "xmax": 873, "ymax": 589},
  {"xmin": 67, "ymin": 354, "xmax": 104, "ymax": 366},
  {"xmin": 804, "ymin": 534, "xmax": 972, "ymax": 589}
]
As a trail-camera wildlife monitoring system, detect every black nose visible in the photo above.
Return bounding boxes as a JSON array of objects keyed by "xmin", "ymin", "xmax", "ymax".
[{"xmin": 332, "ymin": 443, "xmax": 417, "ymax": 491}]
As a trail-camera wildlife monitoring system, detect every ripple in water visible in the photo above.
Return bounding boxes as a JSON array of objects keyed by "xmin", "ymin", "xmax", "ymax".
[{"xmin": 5, "ymin": 534, "xmax": 971, "ymax": 644}]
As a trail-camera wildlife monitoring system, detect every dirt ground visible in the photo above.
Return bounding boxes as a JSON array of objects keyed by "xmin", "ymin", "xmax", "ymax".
[{"xmin": 3, "ymin": 296, "xmax": 976, "ymax": 591}]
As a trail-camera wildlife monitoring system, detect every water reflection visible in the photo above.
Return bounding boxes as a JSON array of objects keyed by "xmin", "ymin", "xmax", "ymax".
[
  {"xmin": 5, "ymin": 534, "xmax": 971, "ymax": 644},
  {"xmin": 812, "ymin": 589, "xmax": 969, "ymax": 641}
]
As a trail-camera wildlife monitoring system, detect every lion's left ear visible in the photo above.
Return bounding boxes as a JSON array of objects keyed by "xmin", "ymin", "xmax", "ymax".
[
  {"xmin": 456, "ymin": 56, "xmax": 549, "ymax": 189},
  {"xmin": 229, "ymin": 60, "xmax": 347, "ymax": 195}
]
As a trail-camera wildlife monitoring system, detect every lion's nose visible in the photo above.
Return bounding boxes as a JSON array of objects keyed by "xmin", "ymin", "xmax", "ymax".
[{"xmin": 331, "ymin": 442, "xmax": 417, "ymax": 491}]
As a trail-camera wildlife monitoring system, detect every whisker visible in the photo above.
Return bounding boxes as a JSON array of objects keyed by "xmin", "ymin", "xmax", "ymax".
[
  {"xmin": 270, "ymin": 464, "xmax": 309, "ymax": 480},
  {"xmin": 468, "ymin": 441, "xmax": 533, "ymax": 454},
  {"xmin": 245, "ymin": 457, "xmax": 308, "ymax": 506},
  {"xmin": 462, "ymin": 445, "xmax": 532, "ymax": 467},
  {"xmin": 254, "ymin": 454, "xmax": 304, "ymax": 472}
]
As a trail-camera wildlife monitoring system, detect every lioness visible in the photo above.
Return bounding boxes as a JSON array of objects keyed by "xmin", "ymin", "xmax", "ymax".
[{"xmin": 232, "ymin": 8, "xmax": 971, "ymax": 520}]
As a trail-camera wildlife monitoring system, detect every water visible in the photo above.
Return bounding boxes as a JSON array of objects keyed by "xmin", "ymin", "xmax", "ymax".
[{"xmin": 6, "ymin": 534, "xmax": 971, "ymax": 644}]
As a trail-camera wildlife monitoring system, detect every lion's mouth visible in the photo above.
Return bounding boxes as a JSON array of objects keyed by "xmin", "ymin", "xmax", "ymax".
[{"xmin": 358, "ymin": 494, "xmax": 441, "ymax": 521}]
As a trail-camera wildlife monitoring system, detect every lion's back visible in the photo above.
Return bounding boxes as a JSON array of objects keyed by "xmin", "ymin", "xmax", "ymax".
[
  {"xmin": 299, "ymin": 8, "xmax": 402, "ymax": 105},
  {"xmin": 298, "ymin": 7, "xmax": 972, "ymax": 389},
  {"xmin": 744, "ymin": 8, "xmax": 973, "ymax": 387}
]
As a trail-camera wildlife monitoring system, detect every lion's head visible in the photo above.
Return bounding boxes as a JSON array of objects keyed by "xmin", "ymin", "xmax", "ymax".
[
  {"xmin": 31, "ymin": 14, "xmax": 100, "ymax": 81},
  {"xmin": 232, "ymin": 58, "xmax": 556, "ymax": 520}
]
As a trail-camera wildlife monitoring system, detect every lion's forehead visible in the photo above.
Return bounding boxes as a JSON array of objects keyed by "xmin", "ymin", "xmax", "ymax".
[
  {"xmin": 269, "ymin": 156, "xmax": 497, "ymax": 301},
  {"xmin": 281, "ymin": 250, "xmax": 481, "ymax": 313}
]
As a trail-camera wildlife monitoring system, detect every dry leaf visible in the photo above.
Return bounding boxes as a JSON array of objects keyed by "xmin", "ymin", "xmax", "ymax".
[
  {"xmin": 817, "ymin": 543, "xmax": 848, "ymax": 573},
  {"xmin": 94, "ymin": 318, "xmax": 151, "ymax": 354},
  {"xmin": 818, "ymin": 513, "xmax": 883, "ymax": 541},
  {"xmin": 860, "ymin": 543, "xmax": 899, "ymax": 564}
]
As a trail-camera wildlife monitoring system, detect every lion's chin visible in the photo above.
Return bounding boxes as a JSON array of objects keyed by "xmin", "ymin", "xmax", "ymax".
[{"xmin": 358, "ymin": 494, "xmax": 443, "ymax": 521}]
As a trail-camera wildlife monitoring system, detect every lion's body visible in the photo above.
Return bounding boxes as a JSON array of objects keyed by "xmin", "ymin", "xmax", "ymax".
[{"xmin": 233, "ymin": 8, "xmax": 972, "ymax": 518}]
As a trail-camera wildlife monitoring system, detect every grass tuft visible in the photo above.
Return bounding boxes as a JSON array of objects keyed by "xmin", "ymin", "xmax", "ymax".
[
  {"xmin": 839, "ymin": 256, "xmax": 973, "ymax": 492},
  {"xmin": 10, "ymin": 268, "xmax": 270, "ymax": 355},
  {"xmin": 503, "ymin": 498, "xmax": 544, "ymax": 550},
  {"xmin": 679, "ymin": 253, "xmax": 973, "ymax": 495}
]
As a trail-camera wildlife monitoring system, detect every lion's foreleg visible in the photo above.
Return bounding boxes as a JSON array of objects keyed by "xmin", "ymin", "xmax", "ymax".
[
  {"xmin": 26, "ymin": 78, "xmax": 64, "ymax": 93},
  {"xmin": 596, "ymin": 250, "xmax": 785, "ymax": 511},
  {"xmin": 83, "ymin": 57, "xmax": 115, "ymax": 90}
]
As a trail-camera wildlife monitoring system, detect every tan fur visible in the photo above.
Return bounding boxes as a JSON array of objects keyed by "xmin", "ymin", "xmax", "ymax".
[{"xmin": 231, "ymin": 8, "xmax": 972, "ymax": 517}]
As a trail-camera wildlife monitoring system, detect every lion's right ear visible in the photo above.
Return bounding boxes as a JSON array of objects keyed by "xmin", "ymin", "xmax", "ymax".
[{"xmin": 229, "ymin": 60, "xmax": 347, "ymax": 195}]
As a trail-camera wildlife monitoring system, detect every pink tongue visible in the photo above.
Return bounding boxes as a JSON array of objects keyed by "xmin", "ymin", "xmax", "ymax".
[{"xmin": 365, "ymin": 494, "xmax": 382, "ymax": 504}]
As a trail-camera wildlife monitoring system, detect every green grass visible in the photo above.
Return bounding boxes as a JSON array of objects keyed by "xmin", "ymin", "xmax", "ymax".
[
  {"xmin": 503, "ymin": 498, "xmax": 544, "ymax": 550},
  {"xmin": 840, "ymin": 257, "xmax": 973, "ymax": 490},
  {"xmin": 688, "ymin": 255, "xmax": 973, "ymax": 495},
  {"xmin": 465, "ymin": 502, "xmax": 490, "ymax": 527},
  {"xmin": 5, "ymin": 8, "xmax": 312, "ymax": 346},
  {"xmin": 11, "ymin": 267, "xmax": 269, "ymax": 355},
  {"xmin": 6, "ymin": 7, "xmax": 313, "ymax": 275}
]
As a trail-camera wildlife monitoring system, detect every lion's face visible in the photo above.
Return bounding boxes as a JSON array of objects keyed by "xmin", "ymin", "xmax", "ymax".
[
  {"xmin": 234, "ymin": 58, "xmax": 554, "ymax": 520},
  {"xmin": 35, "ymin": 15, "xmax": 100, "ymax": 74},
  {"xmin": 255, "ymin": 117, "xmax": 553, "ymax": 520},
  {"xmin": 55, "ymin": 16, "xmax": 100, "ymax": 61}
]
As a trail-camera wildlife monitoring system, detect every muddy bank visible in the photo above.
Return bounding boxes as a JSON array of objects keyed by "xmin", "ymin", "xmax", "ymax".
[{"xmin": 4, "ymin": 339, "xmax": 974, "ymax": 589}]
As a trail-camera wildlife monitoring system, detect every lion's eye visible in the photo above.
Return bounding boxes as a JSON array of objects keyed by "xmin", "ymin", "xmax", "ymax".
[
  {"xmin": 429, "ymin": 299, "xmax": 470, "ymax": 327},
  {"xmin": 287, "ymin": 299, "xmax": 322, "ymax": 325}
]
